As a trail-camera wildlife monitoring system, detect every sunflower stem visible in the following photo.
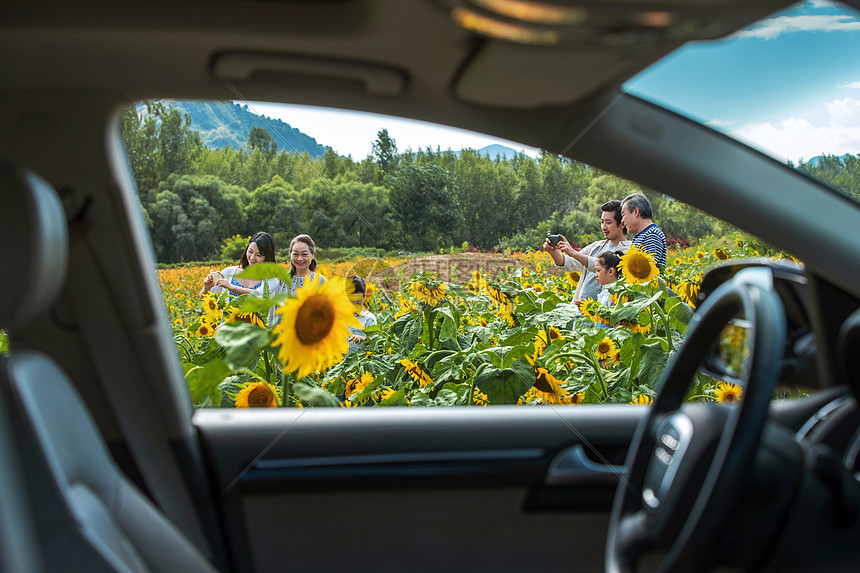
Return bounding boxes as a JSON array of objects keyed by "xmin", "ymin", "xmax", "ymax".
[
  {"xmin": 651, "ymin": 299, "xmax": 674, "ymax": 353},
  {"xmin": 281, "ymin": 372, "xmax": 292, "ymax": 407}
]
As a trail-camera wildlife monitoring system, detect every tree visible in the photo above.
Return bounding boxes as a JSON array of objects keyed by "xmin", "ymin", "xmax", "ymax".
[
  {"xmin": 146, "ymin": 174, "xmax": 248, "ymax": 263},
  {"xmin": 246, "ymin": 175, "xmax": 300, "ymax": 238},
  {"xmin": 247, "ymin": 126, "xmax": 277, "ymax": 160},
  {"xmin": 371, "ymin": 129, "xmax": 398, "ymax": 175},
  {"xmin": 388, "ymin": 164, "xmax": 461, "ymax": 251}
]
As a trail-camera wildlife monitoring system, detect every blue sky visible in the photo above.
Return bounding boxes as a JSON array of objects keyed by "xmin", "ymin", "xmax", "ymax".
[
  {"xmin": 248, "ymin": 1, "xmax": 860, "ymax": 164},
  {"xmin": 627, "ymin": 0, "xmax": 860, "ymax": 162},
  {"xmin": 247, "ymin": 101, "xmax": 541, "ymax": 160}
]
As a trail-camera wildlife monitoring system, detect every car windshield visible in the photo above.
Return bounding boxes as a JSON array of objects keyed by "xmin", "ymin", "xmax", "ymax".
[
  {"xmin": 625, "ymin": 0, "xmax": 860, "ymax": 205},
  {"xmin": 120, "ymin": 2, "xmax": 837, "ymax": 412}
]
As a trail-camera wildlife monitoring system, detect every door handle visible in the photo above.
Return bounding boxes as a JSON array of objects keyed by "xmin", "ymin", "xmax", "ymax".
[{"xmin": 545, "ymin": 444, "xmax": 627, "ymax": 485}]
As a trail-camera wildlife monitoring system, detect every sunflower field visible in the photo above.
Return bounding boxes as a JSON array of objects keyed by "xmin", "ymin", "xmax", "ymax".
[{"xmin": 158, "ymin": 234, "xmax": 799, "ymax": 409}]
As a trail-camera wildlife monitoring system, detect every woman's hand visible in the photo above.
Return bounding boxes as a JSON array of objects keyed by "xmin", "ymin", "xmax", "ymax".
[{"xmin": 348, "ymin": 334, "xmax": 366, "ymax": 343}]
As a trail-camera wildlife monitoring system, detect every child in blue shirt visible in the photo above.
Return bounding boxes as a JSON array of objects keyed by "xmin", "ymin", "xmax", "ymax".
[
  {"xmin": 346, "ymin": 276, "xmax": 377, "ymax": 354},
  {"xmin": 595, "ymin": 250, "xmax": 624, "ymax": 306}
]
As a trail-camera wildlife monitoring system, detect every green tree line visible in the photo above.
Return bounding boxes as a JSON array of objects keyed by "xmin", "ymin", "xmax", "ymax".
[{"xmin": 122, "ymin": 100, "xmax": 774, "ymax": 263}]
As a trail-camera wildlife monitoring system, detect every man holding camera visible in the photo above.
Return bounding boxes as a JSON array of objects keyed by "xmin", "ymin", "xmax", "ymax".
[{"xmin": 543, "ymin": 200, "xmax": 631, "ymax": 302}]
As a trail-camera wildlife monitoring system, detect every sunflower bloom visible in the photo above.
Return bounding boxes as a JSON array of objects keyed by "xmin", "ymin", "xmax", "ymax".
[
  {"xmin": 225, "ymin": 307, "xmax": 266, "ymax": 329},
  {"xmin": 271, "ymin": 275, "xmax": 361, "ymax": 379},
  {"xmin": 565, "ymin": 392, "xmax": 585, "ymax": 405},
  {"xmin": 196, "ymin": 320, "xmax": 216, "ymax": 337},
  {"xmin": 594, "ymin": 337, "xmax": 617, "ymax": 360},
  {"xmin": 630, "ymin": 394, "xmax": 653, "ymax": 406},
  {"xmin": 532, "ymin": 367, "xmax": 571, "ymax": 404},
  {"xmin": 235, "ymin": 381, "xmax": 278, "ymax": 408},
  {"xmin": 473, "ymin": 388, "xmax": 489, "ymax": 406},
  {"xmin": 410, "ymin": 281, "xmax": 447, "ymax": 307},
  {"xmin": 714, "ymin": 248, "xmax": 729, "ymax": 260},
  {"xmin": 534, "ymin": 326, "xmax": 564, "ymax": 356},
  {"xmin": 399, "ymin": 359, "xmax": 434, "ymax": 387},
  {"xmin": 363, "ymin": 283, "xmax": 377, "ymax": 309},
  {"xmin": 715, "ymin": 382, "xmax": 743, "ymax": 404},
  {"xmin": 620, "ymin": 245, "xmax": 659, "ymax": 284},
  {"xmin": 578, "ymin": 298, "xmax": 601, "ymax": 321},
  {"xmin": 346, "ymin": 371, "xmax": 375, "ymax": 399},
  {"xmin": 203, "ymin": 294, "xmax": 219, "ymax": 315},
  {"xmin": 378, "ymin": 387, "xmax": 398, "ymax": 402}
]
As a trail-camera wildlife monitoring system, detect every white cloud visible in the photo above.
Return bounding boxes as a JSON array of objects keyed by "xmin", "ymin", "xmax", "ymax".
[
  {"xmin": 705, "ymin": 119, "xmax": 735, "ymax": 128},
  {"xmin": 838, "ymin": 81, "xmax": 860, "ymax": 89},
  {"xmin": 735, "ymin": 15, "xmax": 860, "ymax": 40},
  {"xmin": 733, "ymin": 97, "xmax": 860, "ymax": 161},
  {"xmin": 806, "ymin": 0, "xmax": 836, "ymax": 8}
]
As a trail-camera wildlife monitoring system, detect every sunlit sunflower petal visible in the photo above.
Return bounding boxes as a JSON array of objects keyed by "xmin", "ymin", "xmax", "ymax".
[
  {"xmin": 235, "ymin": 381, "xmax": 278, "ymax": 408},
  {"xmin": 715, "ymin": 381, "xmax": 743, "ymax": 404},
  {"xmin": 271, "ymin": 275, "xmax": 361, "ymax": 379},
  {"xmin": 619, "ymin": 245, "xmax": 660, "ymax": 285}
]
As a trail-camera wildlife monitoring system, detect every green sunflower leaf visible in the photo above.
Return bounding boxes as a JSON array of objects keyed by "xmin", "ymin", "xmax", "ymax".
[
  {"xmin": 474, "ymin": 362, "xmax": 533, "ymax": 405},
  {"xmin": 215, "ymin": 321, "xmax": 273, "ymax": 369},
  {"xmin": 185, "ymin": 359, "xmax": 232, "ymax": 404},
  {"xmin": 293, "ymin": 383, "xmax": 341, "ymax": 407},
  {"xmin": 234, "ymin": 262, "xmax": 292, "ymax": 283}
]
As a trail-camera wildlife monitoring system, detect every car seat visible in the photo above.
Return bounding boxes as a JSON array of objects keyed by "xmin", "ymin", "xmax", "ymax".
[{"xmin": 0, "ymin": 163, "xmax": 218, "ymax": 573}]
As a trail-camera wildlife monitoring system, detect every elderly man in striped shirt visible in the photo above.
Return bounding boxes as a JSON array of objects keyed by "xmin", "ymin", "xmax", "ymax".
[{"xmin": 620, "ymin": 192, "xmax": 667, "ymax": 270}]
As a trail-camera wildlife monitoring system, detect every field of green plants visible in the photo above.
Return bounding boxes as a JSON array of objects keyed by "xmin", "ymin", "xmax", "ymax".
[{"xmin": 159, "ymin": 234, "xmax": 796, "ymax": 409}]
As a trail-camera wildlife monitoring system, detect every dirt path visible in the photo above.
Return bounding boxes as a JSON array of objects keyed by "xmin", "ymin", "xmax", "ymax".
[{"xmin": 368, "ymin": 252, "xmax": 562, "ymax": 292}]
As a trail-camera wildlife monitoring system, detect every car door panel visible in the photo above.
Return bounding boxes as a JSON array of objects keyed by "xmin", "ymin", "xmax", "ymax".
[{"xmin": 195, "ymin": 406, "xmax": 643, "ymax": 572}]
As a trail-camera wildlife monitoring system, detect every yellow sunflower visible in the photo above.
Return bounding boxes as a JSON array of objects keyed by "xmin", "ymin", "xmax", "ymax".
[
  {"xmin": 363, "ymin": 283, "xmax": 377, "ymax": 309},
  {"xmin": 399, "ymin": 359, "xmax": 434, "ymax": 387},
  {"xmin": 736, "ymin": 239, "xmax": 744, "ymax": 247},
  {"xmin": 410, "ymin": 281, "xmax": 447, "ymax": 307},
  {"xmin": 566, "ymin": 392, "xmax": 585, "ymax": 405},
  {"xmin": 394, "ymin": 296, "xmax": 420, "ymax": 319},
  {"xmin": 202, "ymin": 294, "xmax": 220, "ymax": 317},
  {"xmin": 619, "ymin": 245, "xmax": 660, "ymax": 285},
  {"xmin": 594, "ymin": 337, "xmax": 617, "ymax": 360},
  {"xmin": 173, "ymin": 318, "xmax": 183, "ymax": 326},
  {"xmin": 235, "ymin": 381, "xmax": 278, "ymax": 408},
  {"xmin": 628, "ymin": 321, "xmax": 650, "ymax": 335},
  {"xmin": 225, "ymin": 307, "xmax": 266, "ymax": 328},
  {"xmin": 578, "ymin": 297, "xmax": 601, "ymax": 321},
  {"xmin": 715, "ymin": 382, "xmax": 743, "ymax": 404},
  {"xmin": 531, "ymin": 367, "xmax": 571, "ymax": 404},
  {"xmin": 271, "ymin": 275, "xmax": 361, "ymax": 379},
  {"xmin": 378, "ymin": 387, "xmax": 398, "ymax": 402},
  {"xmin": 534, "ymin": 326, "xmax": 564, "ymax": 356},
  {"xmin": 524, "ymin": 355, "xmax": 571, "ymax": 404},
  {"xmin": 473, "ymin": 388, "xmax": 489, "ymax": 406},
  {"xmin": 630, "ymin": 394, "xmax": 653, "ymax": 406},
  {"xmin": 714, "ymin": 248, "xmax": 729, "ymax": 260},
  {"xmin": 346, "ymin": 371, "xmax": 375, "ymax": 399},
  {"xmin": 196, "ymin": 320, "xmax": 216, "ymax": 338},
  {"xmin": 676, "ymin": 280, "xmax": 700, "ymax": 307}
]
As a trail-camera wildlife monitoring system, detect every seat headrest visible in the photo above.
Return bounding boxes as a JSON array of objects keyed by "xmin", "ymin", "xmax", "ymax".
[{"xmin": 0, "ymin": 163, "xmax": 68, "ymax": 329}]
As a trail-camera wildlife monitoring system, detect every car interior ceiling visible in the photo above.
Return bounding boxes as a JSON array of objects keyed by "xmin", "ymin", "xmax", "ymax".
[{"xmin": 4, "ymin": 1, "xmax": 860, "ymax": 572}]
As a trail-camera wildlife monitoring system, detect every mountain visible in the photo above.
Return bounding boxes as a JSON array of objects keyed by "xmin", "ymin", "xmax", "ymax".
[
  {"xmin": 453, "ymin": 144, "xmax": 523, "ymax": 160},
  {"xmin": 148, "ymin": 100, "xmax": 328, "ymax": 158},
  {"xmin": 477, "ymin": 144, "xmax": 521, "ymax": 160},
  {"xmin": 802, "ymin": 153, "xmax": 853, "ymax": 167}
]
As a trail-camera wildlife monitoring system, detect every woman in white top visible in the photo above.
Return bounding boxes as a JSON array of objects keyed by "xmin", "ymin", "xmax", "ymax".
[
  {"xmin": 283, "ymin": 234, "xmax": 327, "ymax": 295},
  {"xmin": 267, "ymin": 234, "xmax": 328, "ymax": 326},
  {"xmin": 199, "ymin": 232, "xmax": 279, "ymax": 299}
]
